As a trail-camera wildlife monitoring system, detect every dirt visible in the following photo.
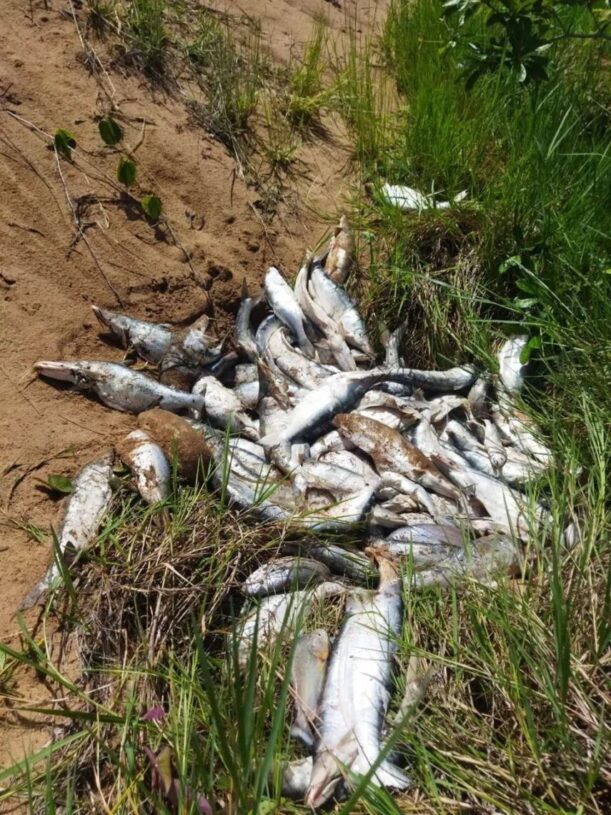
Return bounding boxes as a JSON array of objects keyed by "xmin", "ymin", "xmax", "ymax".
[{"xmin": 0, "ymin": 0, "xmax": 386, "ymax": 782}]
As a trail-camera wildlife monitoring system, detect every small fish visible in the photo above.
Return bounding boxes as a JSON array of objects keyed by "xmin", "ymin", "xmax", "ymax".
[
  {"xmin": 333, "ymin": 413, "xmax": 460, "ymax": 501},
  {"xmin": 306, "ymin": 556, "xmax": 409, "ymax": 808},
  {"xmin": 497, "ymin": 335, "xmax": 529, "ymax": 395},
  {"xmin": 242, "ymin": 557, "xmax": 331, "ymax": 597},
  {"xmin": 290, "ymin": 629, "xmax": 330, "ymax": 748},
  {"xmin": 309, "ymin": 265, "xmax": 375, "ymax": 358},
  {"xmin": 36, "ymin": 360, "xmax": 205, "ymax": 415},
  {"xmin": 91, "ymin": 305, "xmax": 172, "ymax": 362},
  {"xmin": 323, "ymin": 214, "xmax": 353, "ymax": 284},
  {"xmin": 482, "ymin": 418, "xmax": 507, "ymax": 470},
  {"xmin": 386, "ymin": 523, "xmax": 466, "ymax": 547},
  {"xmin": 116, "ymin": 429, "xmax": 170, "ymax": 504},
  {"xmin": 234, "ymin": 280, "xmax": 261, "ymax": 361},
  {"xmin": 235, "ymin": 581, "xmax": 346, "ymax": 669},
  {"xmin": 21, "ymin": 453, "xmax": 114, "ymax": 608},
  {"xmin": 490, "ymin": 405, "xmax": 552, "ymax": 465},
  {"xmin": 264, "ymin": 266, "xmax": 315, "ymax": 356}
]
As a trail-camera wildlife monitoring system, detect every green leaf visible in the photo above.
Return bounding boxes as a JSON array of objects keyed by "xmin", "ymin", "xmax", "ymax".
[
  {"xmin": 98, "ymin": 116, "xmax": 123, "ymax": 146},
  {"xmin": 117, "ymin": 156, "xmax": 137, "ymax": 187},
  {"xmin": 141, "ymin": 193, "xmax": 162, "ymax": 221},
  {"xmin": 54, "ymin": 128, "xmax": 76, "ymax": 160},
  {"xmin": 519, "ymin": 335, "xmax": 541, "ymax": 364},
  {"xmin": 46, "ymin": 474, "xmax": 74, "ymax": 494}
]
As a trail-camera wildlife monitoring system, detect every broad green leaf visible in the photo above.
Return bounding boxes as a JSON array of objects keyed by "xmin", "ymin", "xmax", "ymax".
[
  {"xmin": 54, "ymin": 128, "xmax": 76, "ymax": 160},
  {"xmin": 98, "ymin": 116, "xmax": 123, "ymax": 146},
  {"xmin": 141, "ymin": 193, "xmax": 162, "ymax": 221},
  {"xmin": 46, "ymin": 474, "xmax": 74, "ymax": 494},
  {"xmin": 117, "ymin": 156, "xmax": 137, "ymax": 187}
]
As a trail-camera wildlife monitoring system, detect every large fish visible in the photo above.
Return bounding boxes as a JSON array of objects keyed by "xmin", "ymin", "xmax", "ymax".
[
  {"xmin": 264, "ymin": 267, "xmax": 315, "ymax": 356},
  {"xmin": 91, "ymin": 305, "xmax": 172, "ymax": 362},
  {"xmin": 333, "ymin": 413, "xmax": 459, "ymax": 500},
  {"xmin": 290, "ymin": 629, "xmax": 330, "ymax": 748},
  {"xmin": 35, "ymin": 360, "xmax": 205, "ymax": 415},
  {"xmin": 309, "ymin": 265, "xmax": 375, "ymax": 358},
  {"xmin": 21, "ymin": 453, "xmax": 114, "ymax": 608},
  {"xmin": 306, "ymin": 556, "xmax": 409, "ymax": 807}
]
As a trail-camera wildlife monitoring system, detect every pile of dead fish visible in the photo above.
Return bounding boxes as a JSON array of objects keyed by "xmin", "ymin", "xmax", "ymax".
[{"xmin": 28, "ymin": 217, "xmax": 558, "ymax": 806}]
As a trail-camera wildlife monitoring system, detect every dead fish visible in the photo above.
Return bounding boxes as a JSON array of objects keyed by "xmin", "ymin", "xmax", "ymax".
[
  {"xmin": 482, "ymin": 418, "xmax": 507, "ymax": 470},
  {"xmin": 381, "ymin": 319, "xmax": 407, "ymax": 368},
  {"xmin": 234, "ymin": 280, "xmax": 260, "ymax": 361},
  {"xmin": 431, "ymin": 453, "xmax": 541, "ymax": 541},
  {"xmin": 497, "ymin": 335, "xmax": 529, "ymax": 394},
  {"xmin": 275, "ymin": 756, "xmax": 314, "ymax": 799},
  {"xmin": 138, "ymin": 409, "xmax": 215, "ymax": 482},
  {"xmin": 323, "ymin": 214, "xmax": 353, "ymax": 284},
  {"xmin": 263, "ymin": 319, "xmax": 332, "ymax": 390},
  {"xmin": 234, "ymin": 363, "xmax": 258, "ymax": 385},
  {"xmin": 91, "ymin": 305, "xmax": 172, "ymax": 363},
  {"xmin": 21, "ymin": 453, "xmax": 114, "ymax": 609},
  {"xmin": 294, "ymin": 260, "xmax": 357, "ymax": 371},
  {"xmin": 290, "ymin": 629, "xmax": 330, "ymax": 748},
  {"xmin": 233, "ymin": 379, "xmax": 260, "ymax": 410},
  {"xmin": 242, "ymin": 557, "xmax": 331, "ymax": 597},
  {"xmin": 235, "ymin": 581, "xmax": 346, "ymax": 669},
  {"xmin": 265, "ymin": 266, "xmax": 315, "ymax": 356},
  {"xmin": 467, "ymin": 374, "xmax": 491, "ymax": 419},
  {"xmin": 378, "ymin": 471, "xmax": 438, "ymax": 516},
  {"xmin": 116, "ymin": 429, "xmax": 170, "ymax": 504},
  {"xmin": 490, "ymin": 405, "xmax": 552, "ymax": 465},
  {"xmin": 310, "ymin": 543, "xmax": 376, "ymax": 583},
  {"xmin": 302, "ymin": 483, "xmax": 378, "ymax": 531},
  {"xmin": 372, "ymin": 539, "xmax": 459, "ymax": 570},
  {"xmin": 306, "ymin": 556, "xmax": 409, "ymax": 808},
  {"xmin": 310, "ymin": 430, "xmax": 350, "ymax": 459},
  {"xmin": 192, "ymin": 376, "xmax": 259, "ymax": 439},
  {"xmin": 309, "ymin": 265, "xmax": 375, "ymax": 358},
  {"xmin": 333, "ymin": 413, "xmax": 460, "ymax": 501},
  {"xmin": 35, "ymin": 360, "xmax": 205, "ymax": 415},
  {"xmin": 410, "ymin": 534, "xmax": 521, "ymax": 589},
  {"xmin": 386, "ymin": 523, "xmax": 466, "ymax": 547}
]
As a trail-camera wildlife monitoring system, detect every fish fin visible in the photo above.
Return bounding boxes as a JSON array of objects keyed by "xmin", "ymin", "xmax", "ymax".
[
  {"xmin": 241, "ymin": 278, "xmax": 249, "ymax": 299},
  {"xmin": 370, "ymin": 760, "xmax": 411, "ymax": 791},
  {"xmin": 306, "ymin": 736, "xmax": 358, "ymax": 808}
]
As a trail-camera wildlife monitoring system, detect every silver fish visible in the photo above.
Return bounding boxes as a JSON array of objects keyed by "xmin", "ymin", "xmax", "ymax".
[
  {"xmin": 310, "ymin": 430, "xmax": 350, "ymax": 459},
  {"xmin": 306, "ymin": 557, "xmax": 409, "ymax": 808},
  {"xmin": 386, "ymin": 523, "xmax": 466, "ymax": 547},
  {"xmin": 21, "ymin": 453, "xmax": 114, "ymax": 608},
  {"xmin": 234, "ymin": 363, "xmax": 258, "ymax": 385},
  {"xmin": 294, "ymin": 260, "xmax": 357, "ymax": 371},
  {"xmin": 467, "ymin": 374, "xmax": 491, "ymax": 419},
  {"xmin": 490, "ymin": 406, "xmax": 552, "ymax": 465},
  {"xmin": 117, "ymin": 429, "xmax": 170, "ymax": 504},
  {"xmin": 91, "ymin": 305, "xmax": 172, "ymax": 362},
  {"xmin": 265, "ymin": 266, "xmax": 315, "ymax": 356},
  {"xmin": 243, "ymin": 557, "xmax": 331, "ymax": 597},
  {"xmin": 235, "ymin": 581, "xmax": 346, "ymax": 669},
  {"xmin": 411, "ymin": 534, "xmax": 521, "ymax": 589},
  {"xmin": 302, "ymin": 483, "xmax": 378, "ymax": 531},
  {"xmin": 309, "ymin": 265, "xmax": 375, "ymax": 358},
  {"xmin": 372, "ymin": 539, "xmax": 459, "ymax": 570},
  {"xmin": 233, "ymin": 379, "xmax": 260, "ymax": 410},
  {"xmin": 275, "ymin": 756, "xmax": 314, "ymax": 800},
  {"xmin": 497, "ymin": 335, "xmax": 529, "ymax": 395},
  {"xmin": 381, "ymin": 319, "xmax": 407, "ymax": 368},
  {"xmin": 35, "ymin": 360, "xmax": 205, "ymax": 415},
  {"xmin": 290, "ymin": 629, "xmax": 330, "ymax": 747},
  {"xmin": 378, "ymin": 470, "xmax": 438, "ymax": 516},
  {"xmin": 192, "ymin": 376, "xmax": 259, "ymax": 439},
  {"xmin": 323, "ymin": 214, "xmax": 353, "ymax": 284}
]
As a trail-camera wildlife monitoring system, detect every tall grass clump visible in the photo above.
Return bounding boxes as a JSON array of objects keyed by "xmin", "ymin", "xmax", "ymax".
[{"xmin": 123, "ymin": 0, "xmax": 169, "ymax": 76}]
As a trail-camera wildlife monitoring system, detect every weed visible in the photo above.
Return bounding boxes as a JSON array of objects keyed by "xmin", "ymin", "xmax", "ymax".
[
  {"xmin": 285, "ymin": 20, "xmax": 333, "ymax": 129},
  {"xmin": 123, "ymin": 0, "xmax": 169, "ymax": 77}
]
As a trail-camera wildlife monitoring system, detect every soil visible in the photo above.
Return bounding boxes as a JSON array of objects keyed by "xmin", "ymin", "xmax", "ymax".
[{"xmin": 0, "ymin": 0, "xmax": 386, "ymax": 782}]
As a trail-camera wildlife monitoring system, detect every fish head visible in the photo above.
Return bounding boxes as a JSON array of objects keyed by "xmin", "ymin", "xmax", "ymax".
[
  {"xmin": 306, "ymin": 629, "xmax": 330, "ymax": 663},
  {"xmin": 34, "ymin": 360, "xmax": 97, "ymax": 389},
  {"xmin": 305, "ymin": 738, "xmax": 358, "ymax": 809}
]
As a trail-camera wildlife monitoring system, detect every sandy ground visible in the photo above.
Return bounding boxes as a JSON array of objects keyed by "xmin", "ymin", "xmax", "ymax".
[{"xmin": 0, "ymin": 0, "xmax": 385, "ymax": 779}]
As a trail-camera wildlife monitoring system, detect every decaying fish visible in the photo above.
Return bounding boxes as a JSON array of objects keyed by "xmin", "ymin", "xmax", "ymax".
[
  {"xmin": 116, "ymin": 429, "xmax": 170, "ymax": 504},
  {"xmin": 497, "ymin": 335, "xmax": 529, "ymax": 395},
  {"xmin": 306, "ymin": 556, "xmax": 409, "ymax": 808},
  {"xmin": 334, "ymin": 413, "xmax": 459, "ymax": 501},
  {"xmin": 309, "ymin": 543, "xmax": 376, "ymax": 583},
  {"xmin": 290, "ymin": 629, "xmax": 330, "ymax": 748},
  {"xmin": 36, "ymin": 360, "xmax": 205, "ymax": 415},
  {"xmin": 192, "ymin": 375, "xmax": 259, "ymax": 439},
  {"xmin": 323, "ymin": 214, "xmax": 353, "ymax": 284},
  {"xmin": 410, "ymin": 534, "xmax": 521, "ymax": 589},
  {"xmin": 21, "ymin": 453, "xmax": 114, "ymax": 609},
  {"xmin": 91, "ymin": 305, "xmax": 172, "ymax": 362},
  {"xmin": 242, "ymin": 557, "xmax": 331, "ymax": 597},
  {"xmin": 234, "ymin": 281, "xmax": 260, "ymax": 361}
]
